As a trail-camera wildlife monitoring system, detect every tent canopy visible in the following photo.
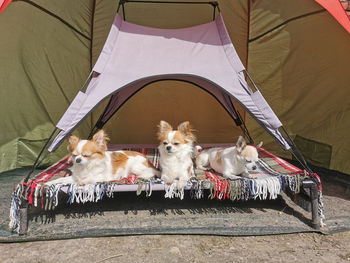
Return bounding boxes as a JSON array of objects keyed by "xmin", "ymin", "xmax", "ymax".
[{"xmin": 47, "ymin": 12, "xmax": 289, "ymax": 152}]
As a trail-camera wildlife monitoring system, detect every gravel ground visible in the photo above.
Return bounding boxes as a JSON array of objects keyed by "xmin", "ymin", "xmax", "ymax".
[{"xmin": 0, "ymin": 231, "xmax": 349, "ymax": 263}]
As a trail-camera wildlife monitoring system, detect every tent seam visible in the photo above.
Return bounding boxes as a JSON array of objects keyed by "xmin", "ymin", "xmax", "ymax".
[
  {"xmin": 249, "ymin": 9, "xmax": 326, "ymax": 43},
  {"xmin": 44, "ymin": 52, "xmax": 71, "ymax": 106},
  {"xmin": 13, "ymin": 0, "xmax": 91, "ymax": 41},
  {"xmin": 89, "ymin": 0, "xmax": 96, "ymax": 131}
]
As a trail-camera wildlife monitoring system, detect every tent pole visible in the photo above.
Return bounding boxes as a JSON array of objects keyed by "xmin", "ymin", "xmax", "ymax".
[
  {"xmin": 87, "ymin": 95, "xmax": 115, "ymax": 139},
  {"xmin": 213, "ymin": 5, "xmax": 216, "ymax": 21},
  {"xmin": 122, "ymin": 3, "xmax": 126, "ymax": 21},
  {"xmin": 236, "ymin": 110, "xmax": 254, "ymax": 144},
  {"xmin": 281, "ymin": 126, "xmax": 314, "ymax": 173},
  {"xmin": 117, "ymin": 0, "xmax": 122, "ymax": 12},
  {"xmin": 18, "ymin": 127, "xmax": 58, "ymax": 235},
  {"xmin": 243, "ymin": 69, "xmax": 259, "ymax": 93},
  {"xmin": 227, "ymin": 97, "xmax": 254, "ymax": 144},
  {"xmin": 211, "ymin": 1, "xmax": 219, "ymax": 20},
  {"xmin": 24, "ymin": 128, "xmax": 58, "ymax": 183},
  {"xmin": 122, "ymin": 0, "xmax": 219, "ymax": 6},
  {"xmin": 80, "ymin": 70, "xmax": 94, "ymax": 92}
]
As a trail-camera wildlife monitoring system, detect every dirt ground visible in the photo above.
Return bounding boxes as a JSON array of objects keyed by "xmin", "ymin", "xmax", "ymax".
[
  {"xmin": 0, "ymin": 231, "xmax": 349, "ymax": 263},
  {"xmin": 0, "ymin": 166, "xmax": 349, "ymax": 262}
]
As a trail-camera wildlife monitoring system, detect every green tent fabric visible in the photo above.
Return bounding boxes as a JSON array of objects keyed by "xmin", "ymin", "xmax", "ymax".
[
  {"xmin": 247, "ymin": 0, "xmax": 350, "ymax": 173},
  {"xmin": 0, "ymin": 0, "xmax": 349, "ymax": 175}
]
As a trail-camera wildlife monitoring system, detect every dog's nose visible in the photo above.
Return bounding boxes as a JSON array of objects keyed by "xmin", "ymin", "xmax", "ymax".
[
  {"xmin": 76, "ymin": 157, "xmax": 82, "ymax": 163},
  {"xmin": 166, "ymin": 145, "xmax": 172, "ymax": 151},
  {"xmin": 252, "ymin": 165, "xmax": 257, "ymax": 170}
]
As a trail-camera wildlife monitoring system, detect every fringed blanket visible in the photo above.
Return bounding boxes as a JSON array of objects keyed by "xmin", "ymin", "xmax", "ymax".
[{"xmin": 9, "ymin": 147, "xmax": 306, "ymax": 233}]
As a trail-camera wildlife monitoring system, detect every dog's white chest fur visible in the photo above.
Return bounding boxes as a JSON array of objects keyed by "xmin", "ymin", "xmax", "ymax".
[
  {"xmin": 158, "ymin": 144, "xmax": 193, "ymax": 186},
  {"xmin": 70, "ymin": 154, "xmax": 113, "ymax": 185}
]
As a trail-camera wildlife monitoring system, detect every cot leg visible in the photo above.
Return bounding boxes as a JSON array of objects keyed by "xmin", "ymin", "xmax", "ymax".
[
  {"xmin": 302, "ymin": 179, "xmax": 320, "ymax": 230},
  {"xmin": 19, "ymin": 205, "xmax": 28, "ymax": 235}
]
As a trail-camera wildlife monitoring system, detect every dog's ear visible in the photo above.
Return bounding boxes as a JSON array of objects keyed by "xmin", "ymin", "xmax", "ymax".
[
  {"xmin": 256, "ymin": 141, "xmax": 263, "ymax": 148},
  {"xmin": 66, "ymin": 135, "xmax": 80, "ymax": 153},
  {"xmin": 158, "ymin": 120, "xmax": 173, "ymax": 134},
  {"xmin": 92, "ymin": 129, "xmax": 109, "ymax": 148},
  {"xmin": 177, "ymin": 121, "xmax": 190, "ymax": 135},
  {"xmin": 157, "ymin": 121, "xmax": 173, "ymax": 141},
  {"xmin": 178, "ymin": 121, "xmax": 196, "ymax": 141},
  {"xmin": 236, "ymin": 136, "xmax": 246, "ymax": 153}
]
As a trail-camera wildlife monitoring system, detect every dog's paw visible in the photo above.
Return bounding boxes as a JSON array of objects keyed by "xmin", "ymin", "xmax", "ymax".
[
  {"xmin": 196, "ymin": 165, "xmax": 208, "ymax": 171},
  {"xmin": 176, "ymin": 180, "xmax": 188, "ymax": 190},
  {"xmin": 162, "ymin": 176, "xmax": 174, "ymax": 185},
  {"xmin": 240, "ymin": 172, "xmax": 257, "ymax": 179},
  {"xmin": 247, "ymin": 174, "xmax": 258, "ymax": 179},
  {"xmin": 223, "ymin": 173, "xmax": 241, "ymax": 180}
]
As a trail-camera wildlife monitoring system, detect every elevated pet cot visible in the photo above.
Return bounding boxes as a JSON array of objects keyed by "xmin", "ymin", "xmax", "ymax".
[{"xmin": 9, "ymin": 0, "xmax": 324, "ymax": 235}]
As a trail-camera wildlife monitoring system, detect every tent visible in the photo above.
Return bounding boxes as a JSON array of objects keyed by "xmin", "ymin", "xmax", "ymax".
[
  {"xmin": 0, "ymin": 0, "xmax": 349, "ymax": 176},
  {"xmin": 4, "ymin": 1, "xmax": 328, "ymax": 234}
]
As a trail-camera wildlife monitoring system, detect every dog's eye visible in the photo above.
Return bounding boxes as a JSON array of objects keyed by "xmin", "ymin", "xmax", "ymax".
[
  {"xmin": 72, "ymin": 154, "xmax": 77, "ymax": 157},
  {"xmin": 174, "ymin": 142, "xmax": 179, "ymax": 146},
  {"xmin": 83, "ymin": 154, "xmax": 91, "ymax": 158},
  {"xmin": 163, "ymin": 141, "xmax": 168, "ymax": 145}
]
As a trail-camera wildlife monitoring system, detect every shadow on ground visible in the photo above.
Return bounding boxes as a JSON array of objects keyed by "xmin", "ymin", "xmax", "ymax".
[{"xmin": 0, "ymin": 165, "xmax": 349, "ymax": 242}]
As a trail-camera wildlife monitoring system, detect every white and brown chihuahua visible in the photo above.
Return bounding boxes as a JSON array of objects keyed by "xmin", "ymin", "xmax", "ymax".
[
  {"xmin": 195, "ymin": 136, "xmax": 263, "ymax": 179},
  {"xmin": 46, "ymin": 130, "xmax": 159, "ymax": 186},
  {"xmin": 157, "ymin": 120, "xmax": 196, "ymax": 189}
]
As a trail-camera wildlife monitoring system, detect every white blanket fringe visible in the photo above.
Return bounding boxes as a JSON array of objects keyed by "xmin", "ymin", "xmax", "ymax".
[
  {"xmin": 145, "ymin": 181, "xmax": 153, "ymax": 197},
  {"xmin": 164, "ymin": 181, "xmax": 184, "ymax": 200},
  {"xmin": 251, "ymin": 177, "xmax": 281, "ymax": 200},
  {"xmin": 72, "ymin": 184, "xmax": 96, "ymax": 204}
]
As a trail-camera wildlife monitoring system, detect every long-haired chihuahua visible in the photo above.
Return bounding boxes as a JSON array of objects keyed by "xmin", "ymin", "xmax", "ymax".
[
  {"xmin": 157, "ymin": 120, "xmax": 196, "ymax": 190},
  {"xmin": 46, "ymin": 130, "xmax": 159, "ymax": 186}
]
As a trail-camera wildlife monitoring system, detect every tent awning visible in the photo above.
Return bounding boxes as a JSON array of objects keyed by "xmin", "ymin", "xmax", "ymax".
[{"xmin": 47, "ymin": 12, "xmax": 289, "ymax": 152}]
